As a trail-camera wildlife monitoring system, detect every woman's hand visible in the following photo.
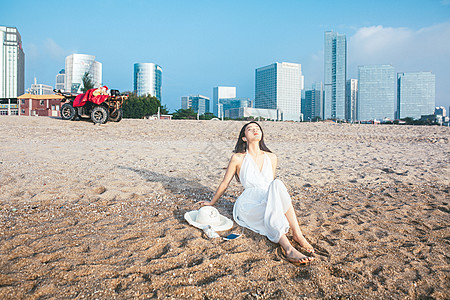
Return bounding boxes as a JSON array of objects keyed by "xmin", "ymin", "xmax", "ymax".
[{"xmin": 196, "ymin": 200, "xmax": 214, "ymax": 206}]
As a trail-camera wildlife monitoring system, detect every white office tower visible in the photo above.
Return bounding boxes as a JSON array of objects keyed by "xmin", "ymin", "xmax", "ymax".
[
  {"xmin": 255, "ymin": 62, "xmax": 304, "ymax": 121},
  {"xmin": 213, "ymin": 86, "xmax": 236, "ymax": 118},
  {"xmin": 65, "ymin": 54, "xmax": 102, "ymax": 94},
  {"xmin": 0, "ymin": 26, "xmax": 25, "ymax": 98},
  {"xmin": 134, "ymin": 63, "xmax": 162, "ymax": 100}
]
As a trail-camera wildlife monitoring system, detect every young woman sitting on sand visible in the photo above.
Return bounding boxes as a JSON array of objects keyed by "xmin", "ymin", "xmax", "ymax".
[{"xmin": 198, "ymin": 121, "xmax": 315, "ymax": 265}]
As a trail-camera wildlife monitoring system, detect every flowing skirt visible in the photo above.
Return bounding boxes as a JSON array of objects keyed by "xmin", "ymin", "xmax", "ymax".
[{"xmin": 233, "ymin": 179, "xmax": 292, "ymax": 243}]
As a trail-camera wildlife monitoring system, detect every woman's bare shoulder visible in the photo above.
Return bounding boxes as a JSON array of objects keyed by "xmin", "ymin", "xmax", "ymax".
[
  {"xmin": 231, "ymin": 152, "xmax": 245, "ymax": 161},
  {"xmin": 265, "ymin": 152, "xmax": 277, "ymax": 160}
]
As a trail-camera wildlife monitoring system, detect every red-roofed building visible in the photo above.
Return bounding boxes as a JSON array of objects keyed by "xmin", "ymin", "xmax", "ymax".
[{"xmin": 17, "ymin": 94, "xmax": 64, "ymax": 117}]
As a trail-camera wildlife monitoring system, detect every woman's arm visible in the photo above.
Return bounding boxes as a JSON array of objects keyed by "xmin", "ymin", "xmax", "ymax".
[
  {"xmin": 268, "ymin": 152, "xmax": 278, "ymax": 179},
  {"xmin": 197, "ymin": 154, "xmax": 241, "ymax": 206}
]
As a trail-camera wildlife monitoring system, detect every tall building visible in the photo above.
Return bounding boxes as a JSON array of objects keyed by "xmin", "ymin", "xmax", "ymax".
[
  {"xmin": 397, "ymin": 72, "xmax": 435, "ymax": 120},
  {"xmin": 324, "ymin": 31, "xmax": 347, "ymax": 120},
  {"xmin": 134, "ymin": 63, "xmax": 162, "ymax": 100},
  {"xmin": 255, "ymin": 62, "xmax": 304, "ymax": 121},
  {"xmin": 302, "ymin": 82, "xmax": 324, "ymax": 121},
  {"xmin": 181, "ymin": 95, "xmax": 210, "ymax": 115},
  {"xmin": 65, "ymin": 54, "xmax": 102, "ymax": 94},
  {"xmin": 346, "ymin": 79, "xmax": 358, "ymax": 122},
  {"xmin": 358, "ymin": 65, "xmax": 396, "ymax": 121},
  {"xmin": 213, "ymin": 86, "xmax": 236, "ymax": 118},
  {"xmin": 0, "ymin": 26, "xmax": 25, "ymax": 98},
  {"xmin": 55, "ymin": 69, "xmax": 65, "ymax": 91}
]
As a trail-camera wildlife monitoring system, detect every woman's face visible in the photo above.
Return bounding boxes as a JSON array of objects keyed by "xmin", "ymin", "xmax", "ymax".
[{"xmin": 244, "ymin": 123, "xmax": 262, "ymax": 143}]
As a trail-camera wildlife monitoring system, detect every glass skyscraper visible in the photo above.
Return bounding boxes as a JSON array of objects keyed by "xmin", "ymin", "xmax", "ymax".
[
  {"xmin": 213, "ymin": 86, "xmax": 236, "ymax": 118},
  {"xmin": 302, "ymin": 82, "xmax": 324, "ymax": 121},
  {"xmin": 191, "ymin": 95, "xmax": 210, "ymax": 115},
  {"xmin": 181, "ymin": 95, "xmax": 210, "ymax": 115},
  {"xmin": 397, "ymin": 72, "xmax": 435, "ymax": 120},
  {"xmin": 65, "ymin": 54, "xmax": 102, "ymax": 94},
  {"xmin": 255, "ymin": 62, "xmax": 304, "ymax": 121},
  {"xmin": 324, "ymin": 31, "xmax": 346, "ymax": 120},
  {"xmin": 358, "ymin": 65, "xmax": 396, "ymax": 121},
  {"xmin": 134, "ymin": 63, "xmax": 162, "ymax": 100},
  {"xmin": 0, "ymin": 26, "xmax": 25, "ymax": 98}
]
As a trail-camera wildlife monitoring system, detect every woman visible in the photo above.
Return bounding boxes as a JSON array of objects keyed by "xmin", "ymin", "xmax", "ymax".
[{"xmin": 198, "ymin": 121, "xmax": 314, "ymax": 265}]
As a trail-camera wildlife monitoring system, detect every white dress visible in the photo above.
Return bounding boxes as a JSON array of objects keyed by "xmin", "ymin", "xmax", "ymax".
[{"xmin": 233, "ymin": 152, "xmax": 292, "ymax": 243}]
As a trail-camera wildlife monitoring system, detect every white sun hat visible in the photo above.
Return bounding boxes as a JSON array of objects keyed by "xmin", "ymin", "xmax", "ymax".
[{"xmin": 184, "ymin": 206, "xmax": 233, "ymax": 232}]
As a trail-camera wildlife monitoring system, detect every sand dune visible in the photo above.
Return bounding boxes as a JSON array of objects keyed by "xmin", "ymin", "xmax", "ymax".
[{"xmin": 0, "ymin": 116, "xmax": 449, "ymax": 299}]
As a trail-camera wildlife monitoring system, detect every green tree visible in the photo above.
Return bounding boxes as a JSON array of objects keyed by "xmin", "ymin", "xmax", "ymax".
[
  {"xmin": 199, "ymin": 112, "xmax": 215, "ymax": 120},
  {"xmin": 172, "ymin": 108, "xmax": 197, "ymax": 119},
  {"xmin": 123, "ymin": 94, "xmax": 166, "ymax": 119},
  {"xmin": 160, "ymin": 105, "xmax": 169, "ymax": 115},
  {"xmin": 81, "ymin": 72, "xmax": 95, "ymax": 92}
]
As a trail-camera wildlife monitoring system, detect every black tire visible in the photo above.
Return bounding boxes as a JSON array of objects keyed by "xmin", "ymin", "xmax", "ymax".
[
  {"xmin": 91, "ymin": 106, "xmax": 109, "ymax": 124},
  {"xmin": 73, "ymin": 107, "xmax": 81, "ymax": 120},
  {"xmin": 109, "ymin": 108, "xmax": 123, "ymax": 122},
  {"xmin": 61, "ymin": 103, "xmax": 76, "ymax": 120}
]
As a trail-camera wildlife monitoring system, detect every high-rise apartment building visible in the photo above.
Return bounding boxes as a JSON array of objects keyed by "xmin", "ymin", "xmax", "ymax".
[
  {"xmin": 134, "ymin": 63, "xmax": 162, "ymax": 100},
  {"xmin": 324, "ymin": 31, "xmax": 347, "ymax": 120},
  {"xmin": 346, "ymin": 79, "xmax": 358, "ymax": 122},
  {"xmin": 0, "ymin": 26, "xmax": 25, "ymax": 98},
  {"xmin": 255, "ymin": 62, "xmax": 304, "ymax": 121},
  {"xmin": 213, "ymin": 86, "xmax": 236, "ymax": 118},
  {"xmin": 358, "ymin": 65, "xmax": 396, "ymax": 121},
  {"xmin": 302, "ymin": 82, "xmax": 324, "ymax": 121},
  {"xmin": 397, "ymin": 72, "xmax": 435, "ymax": 120},
  {"xmin": 55, "ymin": 69, "xmax": 65, "ymax": 91},
  {"xmin": 65, "ymin": 54, "xmax": 102, "ymax": 94},
  {"xmin": 181, "ymin": 95, "xmax": 210, "ymax": 115}
]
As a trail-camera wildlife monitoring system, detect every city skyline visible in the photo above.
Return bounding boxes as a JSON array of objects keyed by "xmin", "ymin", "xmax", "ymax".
[{"xmin": 1, "ymin": 0, "xmax": 450, "ymax": 112}]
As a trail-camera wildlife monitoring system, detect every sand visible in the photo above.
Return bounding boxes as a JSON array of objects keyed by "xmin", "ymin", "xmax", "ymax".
[{"xmin": 0, "ymin": 116, "xmax": 449, "ymax": 299}]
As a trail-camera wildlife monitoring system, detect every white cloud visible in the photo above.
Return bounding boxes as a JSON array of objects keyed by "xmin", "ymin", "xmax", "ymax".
[
  {"xmin": 348, "ymin": 23, "xmax": 450, "ymax": 106},
  {"xmin": 349, "ymin": 23, "xmax": 450, "ymax": 68},
  {"xmin": 44, "ymin": 38, "xmax": 68, "ymax": 61}
]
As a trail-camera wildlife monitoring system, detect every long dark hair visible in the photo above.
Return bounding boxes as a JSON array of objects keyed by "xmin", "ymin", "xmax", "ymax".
[{"xmin": 233, "ymin": 121, "xmax": 272, "ymax": 153}]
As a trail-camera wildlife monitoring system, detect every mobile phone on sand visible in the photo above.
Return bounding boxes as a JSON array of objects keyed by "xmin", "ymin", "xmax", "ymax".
[{"xmin": 223, "ymin": 233, "xmax": 241, "ymax": 240}]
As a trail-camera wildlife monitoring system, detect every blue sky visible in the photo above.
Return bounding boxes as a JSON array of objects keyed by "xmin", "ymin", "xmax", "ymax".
[{"xmin": 2, "ymin": 0, "xmax": 450, "ymax": 112}]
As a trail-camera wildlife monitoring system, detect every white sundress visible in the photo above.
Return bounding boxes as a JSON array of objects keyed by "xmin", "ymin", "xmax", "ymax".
[{"xmin": 233, "ymin": 152, "xmax": 292, "ymax": 243}]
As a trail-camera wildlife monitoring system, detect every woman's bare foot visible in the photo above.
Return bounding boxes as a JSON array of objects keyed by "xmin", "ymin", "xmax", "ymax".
[
  {"xmin": 281, "ymin": 246, "xmax": 314, "ymax": 265},
  {"xmin": 293, "ymin": 234, "xmax": 315, "ymax": 253}
]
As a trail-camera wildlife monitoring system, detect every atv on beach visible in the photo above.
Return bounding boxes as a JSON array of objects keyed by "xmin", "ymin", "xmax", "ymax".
[{"xmin": 54, "ymin": 87, "xmax": 128, "ymax": 124}]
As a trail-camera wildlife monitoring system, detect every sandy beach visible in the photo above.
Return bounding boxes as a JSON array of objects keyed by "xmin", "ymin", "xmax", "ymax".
[{"xmin": 0, "ymin": 116, "xmax": 449, "ymax": 299}]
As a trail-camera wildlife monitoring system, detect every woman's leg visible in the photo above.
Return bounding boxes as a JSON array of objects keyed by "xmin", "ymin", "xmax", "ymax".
[
  {"xmin": 285, "ymin": 206, "xmax": 314, "ymax": 252},
  {"xmin": 278, "ymin": 234, "xmax": 314, "ymax": 263}
]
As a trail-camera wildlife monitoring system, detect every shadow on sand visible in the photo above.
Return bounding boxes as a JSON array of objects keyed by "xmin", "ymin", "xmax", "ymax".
[{"xmin": 117, "ymin": 166, "xmax": 236, "ymax": 223}]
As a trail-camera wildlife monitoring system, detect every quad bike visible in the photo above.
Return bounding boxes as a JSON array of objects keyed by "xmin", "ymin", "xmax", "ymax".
[{"xmin": 55, "ymin": 88, "xmax": 128, "ymax": 124}]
